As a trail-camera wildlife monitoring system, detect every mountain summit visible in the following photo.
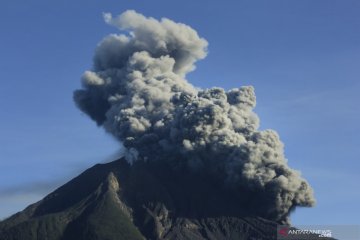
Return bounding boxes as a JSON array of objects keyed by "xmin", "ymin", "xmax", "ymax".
[
  {"xmin": 0, "ymin": 158, "xmax": 334, "ymax": 240},
  {"xmin": 0, "ymin": 158, "xmax": 282, "ymax": 240}
]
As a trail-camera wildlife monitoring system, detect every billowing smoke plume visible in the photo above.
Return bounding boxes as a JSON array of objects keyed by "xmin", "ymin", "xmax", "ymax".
[{"xmin": 74, "ymin": 10, "xmax": 315, "ymax": 223}]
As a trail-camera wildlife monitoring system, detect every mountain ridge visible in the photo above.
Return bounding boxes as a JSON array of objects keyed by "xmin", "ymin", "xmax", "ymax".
[{"xmin": 0, "ymin": 158, "xmax": 330, "ymax": 240}]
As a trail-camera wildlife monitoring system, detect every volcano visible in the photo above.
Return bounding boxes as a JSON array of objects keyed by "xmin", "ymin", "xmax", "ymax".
[
  {"xmin": 0, "ymin": 159, "xmax": 277, "ymax": 240},
  {"xmin": 0, "ymin": 159, "xmax": 334, "ymax": 240}
]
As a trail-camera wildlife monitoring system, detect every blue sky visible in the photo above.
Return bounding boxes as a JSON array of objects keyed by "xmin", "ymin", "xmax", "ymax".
[{"xmin": 0, "ymin": 0, "xmax": 359, "ymax": 225}]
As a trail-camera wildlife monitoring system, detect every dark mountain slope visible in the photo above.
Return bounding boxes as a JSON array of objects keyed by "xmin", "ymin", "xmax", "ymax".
[
  {"xmin": 0, "ymin": 160, "xmax": 143, "ymax": 240},
  {"xmin": 0, "ymin": 159, "xmax": 331, "ymax": 240}
]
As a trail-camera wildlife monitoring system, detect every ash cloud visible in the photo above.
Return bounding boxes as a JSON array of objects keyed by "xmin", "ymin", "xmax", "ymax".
[{"xmin": 74, "ymin": 10, "xmax": 315, "ymax": 223}]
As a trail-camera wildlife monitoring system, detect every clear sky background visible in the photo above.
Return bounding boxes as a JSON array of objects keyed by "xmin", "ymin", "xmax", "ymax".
[{"xmin": 0, "ymin": 0, "xmax": 359, "ymax": 225}]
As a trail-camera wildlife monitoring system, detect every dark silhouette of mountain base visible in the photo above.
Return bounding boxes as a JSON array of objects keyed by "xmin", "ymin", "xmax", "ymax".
[{"xmin": 0, "ymin": 159, "xmax": 333, "ymax": 240}]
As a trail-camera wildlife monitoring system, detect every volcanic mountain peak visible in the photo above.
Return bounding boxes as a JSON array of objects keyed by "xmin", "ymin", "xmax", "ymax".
[
  {"xmin": 0, "ymin": 159, "xmax": 273, "ymax": 240},
  {"xmin": 0, "ymin": 159, "xmax": 333, "ymax": 240}
]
